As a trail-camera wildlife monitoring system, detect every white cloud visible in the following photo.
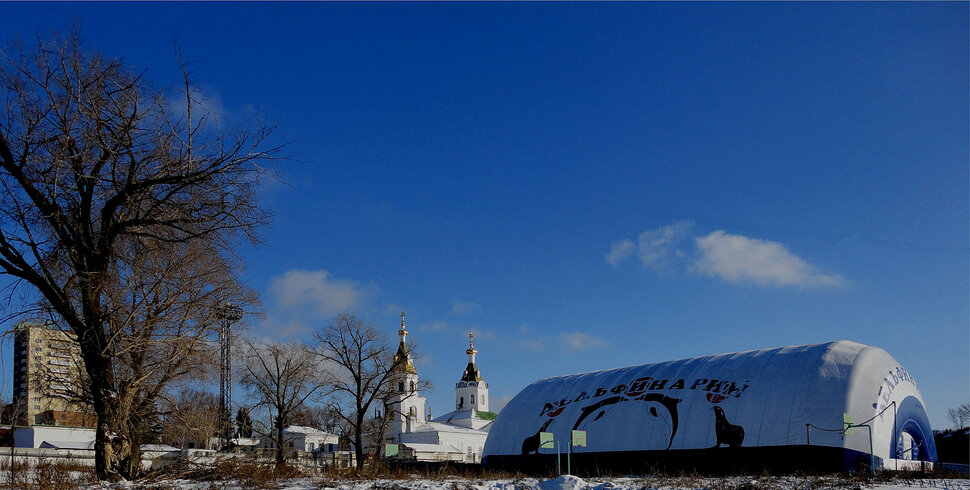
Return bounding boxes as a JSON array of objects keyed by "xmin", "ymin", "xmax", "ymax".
[
  {"xmin": 269, "ymin": 270, "xmax": 374, "ymax": 316},
  {"xmin": 419, "ymin": 321, "xmax": 452, "ymax": 332},
  {"xmin": 451, "ymin": 300, "xmax": 481, "ymax": 315},
  {"xmin": 605, "ymin": 239, "xmax": 636, "ymax": 267},
  {"xmin": 691, "ymin": 231, "xmax": 845, "ymax": 288},
  {"xmin": 417, "ymin": 321, "xmax": 493, "ymax": 344},
  {"xmin": 606, "ymin": 221, "xmax": 694, "ymax": 269},
  {"xmin": 519, "ymin": 332, "xmax": 610, "ymax": 352},
  {"xmin": 636, "ymin": 221, "xmax": 694, "ymax": 269},
  {"xmin": 608, "ymin": 222, "xmax": 846, "ymax": 290},
  {"xmin": 253, "ymin": 269, "xmax": 377, "ymax": 340},
  {"xmin": 468, "ymin": 328, "xmax": 494, "ymax": 341},
  {"xmin": 166, "ymin": 86, "xmax": 229, "ymax": 130},
  {"xmin": 559, "ymin": 332, "xmax": 610, "ymax": 351},
  {"xmin": 519, "ymin": 337, "xmax": 546, "ymax": 351},
  {"xmin": 491, "ymin": 394, "xmax": 513, "ymax": 414},
  {"xmin": 414, "ymin": 355, "xmax": 433, "ymax": 368},
  {"xmin": 248, "ymin": 318, "xmax": 311, "ymax": 342}
]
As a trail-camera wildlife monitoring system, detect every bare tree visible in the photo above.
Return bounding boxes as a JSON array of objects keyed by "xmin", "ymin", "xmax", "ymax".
[
  {"xmin": 312, "ymin": 313, "xmax": 428, "ymax": 470},
  {"xmin": 0, "ymin": 32, "xmax": 274, "ymax": 479},
  {"xmin": 159, "ymin": 388, "xmax": 221, "ymax": 450},
  {"xmin": 949, "ymin": 403, "xmax": 970, "ymax": 430},
  {"xmin": 235, "ymin": 406, "xmax": 254, "ymax": 438},
  {"xmin": 102, "ymin": 238, "xmax": 255, "ymax": 471},
  {"xmin": 287, "ymin": 404, "xmax": 341, "ymax": 431},
  {"xmin": 240, "ymin": 340, "xmax": 323, "ymax": 465}
]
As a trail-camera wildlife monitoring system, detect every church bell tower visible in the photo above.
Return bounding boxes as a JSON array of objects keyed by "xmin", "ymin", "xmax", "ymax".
[
  {"xmin": 388, "ymin": 312, "xmax": 426, "ymax": 436},
  {"xmin": 455, "ymin": 333, "xmax": 488, "ymax": 412}
]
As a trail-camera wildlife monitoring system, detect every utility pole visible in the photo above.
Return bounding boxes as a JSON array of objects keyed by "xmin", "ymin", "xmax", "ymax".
[{"xmin": 217, "ymin": 303, "xmax": 242, "ymax": 450}]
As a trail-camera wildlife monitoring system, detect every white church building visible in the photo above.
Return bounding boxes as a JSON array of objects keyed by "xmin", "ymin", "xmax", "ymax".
[{"xmin": 384, "ymin": 313, "xmax": 496, "ymax": 464}]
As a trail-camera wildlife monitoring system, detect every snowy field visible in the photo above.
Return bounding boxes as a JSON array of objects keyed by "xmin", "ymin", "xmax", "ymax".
[{"xmin": 78, "ymin": 474, "xmax": 970, "ymax": 489}]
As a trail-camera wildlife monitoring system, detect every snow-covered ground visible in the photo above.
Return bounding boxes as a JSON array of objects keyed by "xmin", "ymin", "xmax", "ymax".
[{"xmin": 80, "ymin": 474, "xmax": 970, "ymax": 489}]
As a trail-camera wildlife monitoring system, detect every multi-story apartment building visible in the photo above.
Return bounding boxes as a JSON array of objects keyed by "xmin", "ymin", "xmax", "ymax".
[{"xmin": 12, "ymin": 322, "xmax": 93, "ymax": 427}]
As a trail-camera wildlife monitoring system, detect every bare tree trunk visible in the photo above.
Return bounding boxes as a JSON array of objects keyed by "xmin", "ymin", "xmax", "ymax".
[
  {"xmin": 276, "ymin": 418, "xmax": 285, "ymax": 466},
  {"xmin": 83, "ymin": 333, "xmax": 119, "ymax": 479},
  {"xmin": 354, "ymin": 413, "xmax": 365, "ymax": 470}
]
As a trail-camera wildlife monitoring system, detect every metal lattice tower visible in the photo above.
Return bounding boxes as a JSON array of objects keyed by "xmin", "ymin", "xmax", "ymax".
[{"xmin": 217, "ymin": 303, "xmax": 242, "ymax": 450}]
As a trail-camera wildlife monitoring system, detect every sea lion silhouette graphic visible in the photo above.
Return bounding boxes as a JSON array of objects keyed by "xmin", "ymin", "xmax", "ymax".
[
  {"xmin": 521, "ymin": 418, "xmax": 555, "ymax": 455},
  {"xmin": 713, "ymin": 406, "xmax": 744, "ymax": 448}
]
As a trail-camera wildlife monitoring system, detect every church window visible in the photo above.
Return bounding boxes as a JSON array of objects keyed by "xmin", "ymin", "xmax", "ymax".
[
  {"xmin": 471, "ymin": 394, "xmax": 475, "ymax": 404},
  {"xmin": 459, "ymin": 397, "xmax": 464, "ymax": 408},
  {"xmin": 409, "ymin": 406, "xmax": 416, "ymax": 417},
  {"xmin": 398, "ymin": 381, "xmax": 404, "ymax": 392},
  {"xmin": 410, "ymin": 381, "xmax": 415, "ymax": 392}
]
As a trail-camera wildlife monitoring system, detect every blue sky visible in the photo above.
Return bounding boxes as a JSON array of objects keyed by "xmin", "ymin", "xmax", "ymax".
[{"xmin": 2, "ymin": 3, "xmax": 967, "ymax": 429}]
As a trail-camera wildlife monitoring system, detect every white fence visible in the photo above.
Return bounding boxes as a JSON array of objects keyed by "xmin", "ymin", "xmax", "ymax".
[{"xmin": 0, "ymin": 447, "xmax": 181, "ymax": 469}]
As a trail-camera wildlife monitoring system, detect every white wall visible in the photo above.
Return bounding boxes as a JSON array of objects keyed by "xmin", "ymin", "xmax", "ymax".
[{"xmin": 14, "ymin": 426, "xmax": 95, "ymax": 448}]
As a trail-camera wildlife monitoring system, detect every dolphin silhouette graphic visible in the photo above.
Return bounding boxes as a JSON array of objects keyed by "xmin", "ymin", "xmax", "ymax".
[{"xmin": 571, "ymin": 393, "xmax": 681, "ymax": 450}]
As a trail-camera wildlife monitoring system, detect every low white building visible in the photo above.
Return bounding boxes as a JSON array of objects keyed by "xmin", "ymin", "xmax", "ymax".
[
  {"xmin": 15, "ymin": 426, "xmax": 180, "ymax": 464},
  {"xmin": 397, "ymin": 420, "xmax": 491, "ymax": 463},
  {"xmin": 232, "ymin": 436, "xmax": 261, "ymax": 450},
  {"xmin": 259, "ymin": 425, "xmax": 338, "ymax": 453},
  {"xmin": 395, "ymin": 442, "xmax": 464, "ymax": 462},
  {"xmin": 15, "ymin": 425, "xmax": 95, "ymax": 449}
]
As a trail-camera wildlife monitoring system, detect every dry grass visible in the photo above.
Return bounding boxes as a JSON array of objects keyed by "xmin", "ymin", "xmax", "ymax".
[
  {"xmin": 0, "ymin": 458, "xmax": 97, "ymax": 489},
  {"xmin": 23, "ymin": 458, "xmax": 958, "ymax": 488},
  {"xmin": 310, "ymin": 464, "xmax": 968, "ymax": 490},
  {"xmin": 151, "ymin": 457, "xmax": 308, "ymax": 489}
]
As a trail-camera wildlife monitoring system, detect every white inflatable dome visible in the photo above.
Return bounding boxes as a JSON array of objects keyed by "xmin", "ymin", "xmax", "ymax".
[{"xmin": 482, "ymin": 341, "xmax": 935, "ymax": 474}]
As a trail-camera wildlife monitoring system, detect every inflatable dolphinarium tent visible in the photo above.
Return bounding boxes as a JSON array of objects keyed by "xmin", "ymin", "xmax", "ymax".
[{"xmin": 482, "ymin": 341, "xmax": 936, "ymax": 474}]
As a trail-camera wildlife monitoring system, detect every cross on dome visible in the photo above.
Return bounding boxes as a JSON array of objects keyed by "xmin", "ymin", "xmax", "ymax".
[
  {"xmin": 393, "ymin": 311, "xmax": 415, "ymax": 374},
  {"xmin": 461, "ymin": 331, "xmax": 482, "ymax": 382}
]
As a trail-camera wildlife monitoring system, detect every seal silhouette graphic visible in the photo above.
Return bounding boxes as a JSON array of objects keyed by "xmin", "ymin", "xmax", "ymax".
[
  {"xmin": 521, "ymin": 418, "xmax": 555, "ymax": 455},
  {"xmin": 713, "ymin": 406, "xmax": 744, "ymax": 447}
]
